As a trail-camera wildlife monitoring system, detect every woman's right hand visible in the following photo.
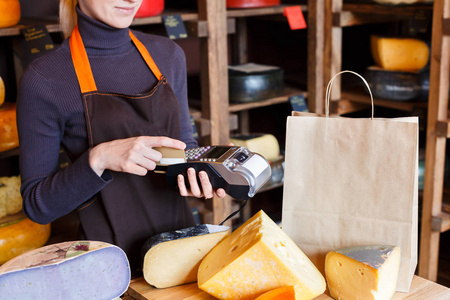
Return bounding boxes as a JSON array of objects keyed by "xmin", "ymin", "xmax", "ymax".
[{"xmin": 89, "ymin": 136, "xmax": 186, "ymax": 177}]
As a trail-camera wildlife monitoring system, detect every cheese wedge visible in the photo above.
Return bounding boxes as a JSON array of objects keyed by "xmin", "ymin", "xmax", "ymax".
[
  {"xmin": 255, "ymin": 286, "xmax": 296, "ymax": 300},
  {"xmin": 142, "ymin": 224, "xmax": 230, "ymax": 288},
  {"xmin": 197, "ymin": 210, "xmax": 326, "ymax": 300},
  {"xmin": 0, "ymin": 241, "xmax": 130, "ymax": 299},
  {"xmin": 325, "ymin": 245, "xmax": 401, "ymax": 300},
  {"xmin": 371, "ymin": 36, "xmax": 429, "ymax": 72}
]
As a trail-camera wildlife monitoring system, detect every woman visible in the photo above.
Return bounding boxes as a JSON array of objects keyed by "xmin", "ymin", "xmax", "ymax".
[{"xmin": 17, "ymin": 0, "xmax": 226, "ymax": 274}]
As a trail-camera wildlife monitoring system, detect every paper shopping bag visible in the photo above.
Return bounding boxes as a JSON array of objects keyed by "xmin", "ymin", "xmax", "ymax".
[{"xmin": 281, "ymin": 71, "xmax": 418, "ymax": 292}]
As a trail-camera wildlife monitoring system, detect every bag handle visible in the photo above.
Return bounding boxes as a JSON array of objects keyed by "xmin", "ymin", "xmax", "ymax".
[{"xmin": 325, "ymin": 70, "xmax": 374, "ymax": 120}]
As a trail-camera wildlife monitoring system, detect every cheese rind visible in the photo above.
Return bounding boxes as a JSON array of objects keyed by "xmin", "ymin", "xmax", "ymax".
[
  {"xmin": 197, "ymin": 210, "xmax": 326, "ymax": 300},
  {"xmin": 0, "ymin": 241, "xmax": 131, "ymax": 299},
  {"xmin": 325, "ymin": 245, "xmax": 401, "ymax": 300},
  {"xmin": 142, "ymin": 224, "xmax": 230, "ymax": 288}
]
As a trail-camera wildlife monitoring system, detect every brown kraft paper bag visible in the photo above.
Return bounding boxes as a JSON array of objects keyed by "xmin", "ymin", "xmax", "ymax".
[{"xmin": 281, "ymin": 71, "xmax": 418, "ymax": 292}]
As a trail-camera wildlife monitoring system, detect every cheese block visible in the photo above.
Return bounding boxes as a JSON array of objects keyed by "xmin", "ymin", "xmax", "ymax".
[
  {"xmin": 230, "ymin": 134, "xmax": 280, "ymax": 162},
  {"xmin": 0, "ymin": 175, "xmax": 22, "ymax": 219},
  {"xmin": 142, "ymin": 224, "xmax": 230, "ymax": 288},
  {"xmin": 0, "ymin": 102, "xmax": 19, "ymax": 152},
  {"xmin": 0, "ymin": 212, "xmax": 50, "ymax": 265},
  {"xmin": 0, "ymin": 241, "xmax": 130, "ymax": 299},
  {"xmin": 370, "ymin": 36, "xmax": 429, "ymax": 72},
  {"xmin": 255, "ymin": 286, "xmax": 296, "ymax": 300},
  {"xmin": 325, "ymin": 245, "xmax": 401, "ymax": 300},
  {"xmin": 197, "ymin": 210, "xmax": 326, "ymax": 300}
]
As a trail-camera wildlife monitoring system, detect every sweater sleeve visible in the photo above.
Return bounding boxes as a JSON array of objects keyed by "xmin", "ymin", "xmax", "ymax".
[{"xmin": 17, "ymin": 66, "xmax": 111, "ymax": 225}]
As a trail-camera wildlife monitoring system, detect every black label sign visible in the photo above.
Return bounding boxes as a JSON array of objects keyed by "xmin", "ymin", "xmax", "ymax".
[{"xmin": 162, "ymin": 15, "xmax": 188, "ymax": 39}]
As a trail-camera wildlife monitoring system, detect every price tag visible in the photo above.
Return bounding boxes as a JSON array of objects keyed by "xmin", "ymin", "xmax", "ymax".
[
  {"xmin": 162, "ymin": 15, "xmax": 188, "ymax": 39},
  {"xmin": 20, "ymin": 25, "xmax": 55, "ymax": 67},
  {"xmin": 289, "ymin": 94, "xmax": 308, "ymax": 112},
  {"xmin": 283, "ymin": 6, "xmax": 307, "ymax": 30},
  {"xmin": 190, "ymin": 115, "xmax": 199, "ymax": 140}
]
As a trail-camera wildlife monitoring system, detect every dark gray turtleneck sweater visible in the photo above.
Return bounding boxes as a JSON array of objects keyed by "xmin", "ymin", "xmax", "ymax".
[{"xmin": 17, "ymin": 8, "xmax": 197, "ymax": 225}]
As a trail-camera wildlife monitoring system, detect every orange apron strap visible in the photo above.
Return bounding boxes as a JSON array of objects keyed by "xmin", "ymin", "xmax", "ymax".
[
  {"xmin": 129, "ymin": 31, "xmax": 162, "ymax": 81},
  {"xmin": 69, "ymin": 25, "xmax": 98, "ymax": 93}
]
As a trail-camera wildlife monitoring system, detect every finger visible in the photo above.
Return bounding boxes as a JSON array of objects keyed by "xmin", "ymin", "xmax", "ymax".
[
  {"xmin": 141, "ymin": 136, "xmax": 186, "ymax": 150},
  {"xmin": 198, "ymin": 171, "xmax": 214, "ymax": 199},
  {"xmin": 187, "ymin": 168, "xmax": 203, "ymax": 198},
  {"xmin": 177, "ymin": 174, "xmax": 190, "ymax": 196},
  {"xmin": 215, "ymin": 188, "xmax": 227, "ymax": 198}
]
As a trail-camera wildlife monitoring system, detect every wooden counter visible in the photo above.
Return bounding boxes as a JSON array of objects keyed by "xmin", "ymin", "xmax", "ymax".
[{"xmin": 125, "ymin": 275, "xmax": 450, "ymax": 300}]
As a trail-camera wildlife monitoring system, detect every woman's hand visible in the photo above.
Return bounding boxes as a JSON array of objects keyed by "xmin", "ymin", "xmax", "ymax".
[
  {"xmin": 177, "ymin": 168, "xmax": 227, "ymax": 199},
  {"xmin": 89, "ymin": 136, "xmax": 186, "ymax": 177}
]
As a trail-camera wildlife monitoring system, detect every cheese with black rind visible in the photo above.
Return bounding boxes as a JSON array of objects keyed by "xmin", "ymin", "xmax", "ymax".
[
  {"xmin": 325, "ymin": 245, "xmax": 401, "ymax": 300},
  {"xmin": 0, "ymin": 241, "xmax": 130, "ymax": 299},
  {"xmin": 142, "ymin": 224, "xmax": 230, "ymax": 289}
]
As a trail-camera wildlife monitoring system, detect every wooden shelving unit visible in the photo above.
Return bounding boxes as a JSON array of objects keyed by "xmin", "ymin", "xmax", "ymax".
[
  {"xmin": 308, "ymin": 0, "xmax": 449, "ymax": 283},
  {"xmin": 0, "ymin": 0, "xmax": 308, "ymax": 227}
]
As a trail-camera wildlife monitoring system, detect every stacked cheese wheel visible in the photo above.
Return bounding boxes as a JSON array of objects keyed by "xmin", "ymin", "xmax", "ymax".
[
  {"xmin": 0, "ymin": 176, "xmax": 51, "ymax": 265},
  {"xmin": 367, "ymin": 36, "xmax": 430, "ymax": 101},
  {"xmin": 0, "ymin": 77, "xmax": 19, "ymax": 152}
]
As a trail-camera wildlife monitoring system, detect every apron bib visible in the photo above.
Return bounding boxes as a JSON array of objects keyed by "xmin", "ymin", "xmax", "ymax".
[{"xmin": 69, "ymin": 26, "xmax": 195, "ymax": 274}]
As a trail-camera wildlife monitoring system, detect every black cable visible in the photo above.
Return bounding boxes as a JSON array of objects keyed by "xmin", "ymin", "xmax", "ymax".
[{"xmin": 219, "ymin": 198, "xmax": 249, "ymax": 226}]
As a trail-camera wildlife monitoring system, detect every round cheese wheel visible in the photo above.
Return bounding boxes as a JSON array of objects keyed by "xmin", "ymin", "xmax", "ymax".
[
  {"xmin": 0, "ymin": 0, "xmax": 21, "ymax": 28},
  {"xmin": 0, "ymin": 213, "xmax": 51, "ymax": 265},
  {"xmin": 0, "ymin": 102, "xmax": 19, "ymax": 152}
]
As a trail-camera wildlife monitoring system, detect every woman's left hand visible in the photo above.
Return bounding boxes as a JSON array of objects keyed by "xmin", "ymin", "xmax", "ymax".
[{"xmin": 177, "ymin": 168, "xmax": 227, "ymax": 199}]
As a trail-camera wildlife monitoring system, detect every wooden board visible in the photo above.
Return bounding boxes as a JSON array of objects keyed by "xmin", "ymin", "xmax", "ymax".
[{"xmin": 126, "ymin": 276, "xmax": 450, "ymax": 300}]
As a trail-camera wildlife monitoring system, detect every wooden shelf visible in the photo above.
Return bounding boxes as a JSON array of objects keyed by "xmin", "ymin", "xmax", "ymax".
[
  {"xmin": 330, "ymin": 89, "xmax": 428, "ymax": 115},
  {"xmin": 229, "ymin": 86, "xmax": 305, "ymax": 113},
  {"xmin": 337, "ymin": 3, "xmax": 433, "ymax": 27},
  {"xmin": 0, "ymin": 147, "xmax": 19, "ymax": 159},
  {"xmin": 226, "ymin": 4, "xmax": 307, "ymax": 18}
]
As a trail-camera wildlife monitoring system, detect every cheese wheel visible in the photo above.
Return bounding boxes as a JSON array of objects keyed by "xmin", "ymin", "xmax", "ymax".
[
  {"xmin": 0, "ymin": 77, "xmax": 5, "ymax": 107},
  {"xmin": 0, "ymin": 102, "xmax": 19, "ymax": 152},
  {"xmin": 0, "ymin": 241, "xmax": 130, "ymax": 299},
  {"xmin": 229, "ymin": 134, "xmax": 280, "ymax": 162},
  {"xmin": 0, "ymin": 213, "xmax": 51, "ymax": 265},
  {"xmin": 0, "ymin": 175, "xmax": 22, "ymax": 219},
  {"xmin": 198, "ymin": 210, "xmax": 326, "ymax": 300},
  {"xmin": 142, "ymin": 224, "xmax": 230, "ymax": 288},
  {"xmin": 370, "ymin": 36, "xmax": 429, "ymax": 72},
  {"xmin": 325, "ymin": 245, "xmax": 401, "ymax": 300}
]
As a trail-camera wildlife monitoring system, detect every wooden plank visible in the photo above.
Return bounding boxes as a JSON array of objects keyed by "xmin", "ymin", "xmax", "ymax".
[
  {"xmin": 307, "ymin": 0, "xmax": 325, "ymax": 113},
  {"xmin": 126, "ymin": 276, "xmax": 450, "ymax": 299},
  {"xmin": 228, "ymin": 87, "xmax": 306, "ymax": 113},
  {"xmin": 340, "ymin": 90, "xmax": 428, "ymax": 112},
  {"xmin": 432, "ymin": 212, "xmax": 450, "ymax": 233},
  {"xmin": 342, "ymin": 3, "xmax": 432, "ymax": 15},
  {"xmin": 419, "ymin": 0, "xmax": 450, "ymax": 282},
  {"xmin": 198, "ymin": 0, "xmax": 230, "ymax": 145},
  {"xmin": 226, "ymin": 5, "xmax": 307, "ymax": 18},
  {"xmin": 334, "ymin": 11, "xmax": 411, "ymax": 27}
]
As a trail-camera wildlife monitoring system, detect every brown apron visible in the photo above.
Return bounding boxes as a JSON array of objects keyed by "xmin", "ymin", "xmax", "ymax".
[{"xmin": 69, "ymin": 26, "xmax": 195, "ymax": 274}]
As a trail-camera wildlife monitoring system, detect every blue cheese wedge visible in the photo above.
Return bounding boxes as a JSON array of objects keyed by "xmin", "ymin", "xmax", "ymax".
[
  {"xmin": 325, "ymin": 245, "xmax": 401, "ymax": 300},
  {"xmin": 142, "ymin": 224, "xmax": 230, "ymax": 288}
]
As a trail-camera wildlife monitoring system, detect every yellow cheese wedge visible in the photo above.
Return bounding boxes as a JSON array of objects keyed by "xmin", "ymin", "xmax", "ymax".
[
  {"xmin": 142, "ymin": 224, "xmax": 230, "ymax": 288},
  {"xmin": 325, "ymin": 245, "xmax": 401, "ymax": 300},
  {"xmin": 197, "ymin": 210, "xmax": 326, "ymax": 300},
  {"xmin": 371, "ymin": 36, "xmax": 429, "ymax": 72}
]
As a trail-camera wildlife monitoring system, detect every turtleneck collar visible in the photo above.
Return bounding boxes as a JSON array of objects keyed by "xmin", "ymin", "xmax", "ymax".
[{"xmin": 76, "ymin": 5, "xmax": 132, "ymax": 55}]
